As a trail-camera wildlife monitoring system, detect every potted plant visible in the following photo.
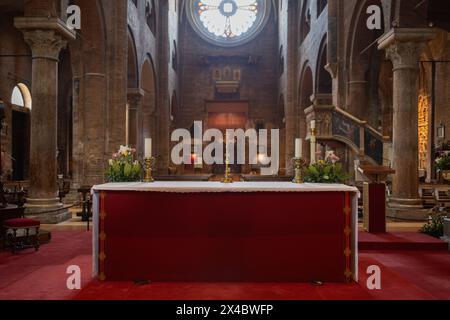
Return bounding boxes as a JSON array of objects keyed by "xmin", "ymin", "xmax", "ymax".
[
  {"xmin": 435, "ymin": 152, "xmax": 450, "ymax": 183},
  {"xmin": 304, "ymin": 151, "xmax": 350, "ymax": 184},
  {"xmin": 106, "ymin": 146, "xmax": 142, "ymax": 182}
]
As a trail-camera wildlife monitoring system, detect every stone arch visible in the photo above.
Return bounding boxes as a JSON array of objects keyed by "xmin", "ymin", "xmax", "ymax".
[
  {"xmin": 57, "ymin": 48, "xmax": 74, "ymax": 178},
  {"xmin": 140, "ymin": 56, "xmax": 158, "ymax": 155},
  {"xmin": 69, "ymin": 0, "xmax": 107, "ymax": 187},
  {"xmin": 299, "ymin": 0, "xmax": 311, "ymax": 44},
  {"xmin": 317, "ymin": 0, "xmax": 327, "ymax": 18},
  {"xmin": 71, "ymin": 0, "xmax": 106, "ymax": 74},
  {"xmin": 127, "ymin": 27, "xmax": 139, "ymax": 89},
  {"xmin": 298, "ymin": 63, "xmax": 314, "ymax": 161},
  {"xmin": 346, "ymin": 0, "xmax": 385, "ymax": 123},
  {"xmin": 394, "ymin": 0, "xmax": 429, "ymax": 28},
  {"xmin": 11, "ymin": 83, "xmax": 32, "ymax": 109},
  {"xmin": 316, "ymin": 35, "xmax": 332, "ymax": 94},
  {"xmin": 10, "ymin": 83, "xmax": 32, "ymax": 181}
]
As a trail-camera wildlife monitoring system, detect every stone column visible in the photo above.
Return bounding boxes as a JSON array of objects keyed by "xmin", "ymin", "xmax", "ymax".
[
  {"xmin": 346, "ymin": 67, "xmax": 368, "ymax": 121},
  {"xmin": 156, "ymin": 1, "xmax": 171, "ymax": 174},
  {"xmin": 14, "ymin": 17, "xmax": 75, "ymax": 223},
  {"xmin": 378, "ymin": 28, "xmax": 435, "ymax": 220},
  {"xmin": 127, "ymin": 88, "xmax": 144, "ymax": 153},
  {"xmin": 284, "ymin": 1, "xmax": 299, "ymax": 176}
]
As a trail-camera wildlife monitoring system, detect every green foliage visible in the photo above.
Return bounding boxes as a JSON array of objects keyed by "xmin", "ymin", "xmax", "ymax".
[
  {"xmin": 435, "ymin": 153, "xmax": 450, "ymax": 171},
  {"xmin": 304, "ymin": 159, "xmax": 350, "ymax": 184},
  {"xmin": 420, "ymin": 212, "xmax": 446, "ymax": 239},
  {"xmin": 106, "ymin": 146, "xmax": 142, "ymax": 182}
]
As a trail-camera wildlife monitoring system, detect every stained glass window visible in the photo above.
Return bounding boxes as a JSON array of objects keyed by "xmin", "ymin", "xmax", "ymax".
[{"xmin": 188, "ymin": 0, "xmax": 270, "ymax": 46}]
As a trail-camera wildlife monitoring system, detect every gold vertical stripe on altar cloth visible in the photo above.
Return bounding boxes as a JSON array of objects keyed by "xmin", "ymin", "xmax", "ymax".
[
  {"xmin": 343, "ymin": 192, "xmax": 352, "ymax": 282},
  {"xmin": 99, "ymin": 192, "xmax": 106, "ymax": 281}
]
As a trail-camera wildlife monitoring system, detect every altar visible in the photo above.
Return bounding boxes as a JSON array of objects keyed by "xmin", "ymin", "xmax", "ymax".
[{"xmin": 92, "ymin": 182, "xmax": 359, "ymax": 283}]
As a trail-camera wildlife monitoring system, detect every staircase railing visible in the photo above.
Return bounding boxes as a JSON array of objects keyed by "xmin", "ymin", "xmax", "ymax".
[{"xmin": 305, "ymin": 97, "xmax": 390, "ymax": 165}]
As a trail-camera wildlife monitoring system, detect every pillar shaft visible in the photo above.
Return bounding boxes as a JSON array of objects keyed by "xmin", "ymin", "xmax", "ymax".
[
  {"xmin": 347, "ymin": 68, "xmax": 368, "ymax": 121},
  {"xmin": 127, "ymin": 89, "xmax": 144, "ymax": 153},
  {"xmin": 14, "ymin": 17, "xmax": 75, "ymax": 222},
  {"xmin": 378, "ymin": 28, "xmax": 435, "ymax": 209},
  {"xmin": 390, "ymin": 45, "xmax": 421, "ymax": 200}
]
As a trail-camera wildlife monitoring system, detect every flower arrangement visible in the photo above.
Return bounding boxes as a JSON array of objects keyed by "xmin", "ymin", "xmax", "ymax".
[
  {"xmin": 420, "ymin": 212, "xmax": 446, "ymax": 239},
  {"xmin": 304, "ymin": 151, "xmax": 349, "ymax": 184},
  {"xmin": 435, "ymin": 152, "xmax": 450, "ymax": 172},
  {"xmin": 106, "ymin": 146, "xmax": 142, "ymax": 182}
]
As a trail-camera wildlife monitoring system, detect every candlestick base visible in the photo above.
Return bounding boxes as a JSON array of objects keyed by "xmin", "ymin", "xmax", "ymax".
[
  {"xmin": 292, "ymin": 157, "xmax": 306, "ymax": 184},
  {"xmin": 143, "ymin": 157, "xmax": 155, "ymax": 183},
  {"xmin": 221, "ymin": 160, "xmax": 233, "ymax": 184}
]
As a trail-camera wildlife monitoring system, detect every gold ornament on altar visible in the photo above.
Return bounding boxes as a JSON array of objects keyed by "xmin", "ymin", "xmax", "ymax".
[
  {"xmin": 221, "ymin": 155, "xmax": 233, "ymax": 184},
  {"xmin": 143, "ymin": 157, "xmax": 155, "ymax": 183},
  {"xmin": 292, "ymin": 157, "xmax": 306, "ymax": 184}
]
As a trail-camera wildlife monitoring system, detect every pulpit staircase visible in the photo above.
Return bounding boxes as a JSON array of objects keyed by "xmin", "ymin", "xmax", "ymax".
[{"xmin": 305, "ymin": 95, "xmax": 391, "ymax": 167}]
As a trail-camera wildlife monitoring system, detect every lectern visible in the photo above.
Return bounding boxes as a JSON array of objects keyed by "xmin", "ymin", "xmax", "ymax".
[{"xmin": 358, "ymin": 165, "xmax": 395, "ymax": 233}]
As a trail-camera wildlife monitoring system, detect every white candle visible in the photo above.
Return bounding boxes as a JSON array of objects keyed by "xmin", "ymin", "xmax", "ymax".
[
  {"xmin": 145, "ymin": 138, "xmax": 152, "ymax": 158},
  {"xmin": 295, "ymin": 138, "xmax": 302, "ymax": 158},
  {"xmin": 311, "ymin": 120, "xmax": 316, "ymax": 130}
]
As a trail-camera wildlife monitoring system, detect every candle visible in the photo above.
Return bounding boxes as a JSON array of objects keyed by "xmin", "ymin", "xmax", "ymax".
[
  {"xmin": 145, "ymin": 138, "xmax": 152, "ymax": 158},
  {"xmin": 311, "ymin": 120, "xmax": 316, "ymax": 130},
  {"xmin": 295, "ymin": 138, "xmax": 302, "ymax": 158}
]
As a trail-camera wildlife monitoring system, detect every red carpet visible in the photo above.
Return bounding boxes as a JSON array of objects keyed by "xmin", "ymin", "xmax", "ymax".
[
  {"xmin": 0, "ymin": 230, "xmax": 449, "ymax": 300},
  {"xmin": 0, "ymin": 230, "xmax": 92, "ymax": 300},
  {"xmin": 359, "ymin": 232, "xmax": 449, "ymax": 251}
]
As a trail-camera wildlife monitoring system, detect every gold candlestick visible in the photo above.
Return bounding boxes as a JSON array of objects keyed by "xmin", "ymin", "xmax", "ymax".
[
  {"xmin": 221, "ymin": 158, "xmax": 233, "ymax": 184},
  {"xmin": 292, "ymin": 157, "xmax": 306, "ymax": 184},
  {"xmin": 143, "ymin": 157, "xmax": 155, "ymax": 183}
]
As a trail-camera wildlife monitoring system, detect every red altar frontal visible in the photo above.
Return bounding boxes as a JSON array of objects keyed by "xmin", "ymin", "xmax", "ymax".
[{"xmin": 92, "ymin": 182, "xmax": 359, "ymax": 283}]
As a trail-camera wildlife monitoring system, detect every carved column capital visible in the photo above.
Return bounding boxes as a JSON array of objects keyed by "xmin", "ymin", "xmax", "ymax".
[
  {"xmin": 384, "ymin": 41, "xmax": 427, "ymax": 70},
  {"xmin": 22, "ymin": 29, "xmax": 68, "ymax": 61},
  {"xmin": 378, "ymin": 28, "xmax": 436, "ymax": 70},
  {"xmin": 14, "ymin": 17, "xmax": 76, "ymax": 61},
  {"xmin": 127, "ymin": 88, "xmax": 145, "ymax": 109}
]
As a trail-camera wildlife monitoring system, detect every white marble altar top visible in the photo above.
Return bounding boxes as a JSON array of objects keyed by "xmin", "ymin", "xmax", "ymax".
[{"xmin": 92, "ymin": 181, "xmax": 359, "ymax": 194}]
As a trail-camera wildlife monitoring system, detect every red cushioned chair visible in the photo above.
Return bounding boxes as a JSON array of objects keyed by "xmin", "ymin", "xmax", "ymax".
[{"xmin": 3, "ymin": 218, "xmax": 40, "ymax": 253}]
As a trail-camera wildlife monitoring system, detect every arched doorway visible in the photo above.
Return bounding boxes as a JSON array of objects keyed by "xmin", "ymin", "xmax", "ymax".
[
  {"xmin": 127, "ymin": 29, "xmax": 139, "ymax": 148},
  {"xmin": 140, "ymin": 57, "xmax": 157, "ymax": 156},
  {"xmin": 316, "ymin": 37, "xmax": 332, "ymax": 94},
  {"xmin": 10, "ymin": 83, "xmax": 31, "ymax": 181},
  {"xmin": 298, "ymin": 65, "xmax": 313, "ymax": 162},
  {"xmin": 58, "ymin": 48, "xmax": 73, "ymax": 179}
]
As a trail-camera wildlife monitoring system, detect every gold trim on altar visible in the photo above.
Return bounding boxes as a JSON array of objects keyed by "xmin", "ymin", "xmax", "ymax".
[{"xmin": 343, "ymin": 192, "xmax": 352, "ymax": 282}]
